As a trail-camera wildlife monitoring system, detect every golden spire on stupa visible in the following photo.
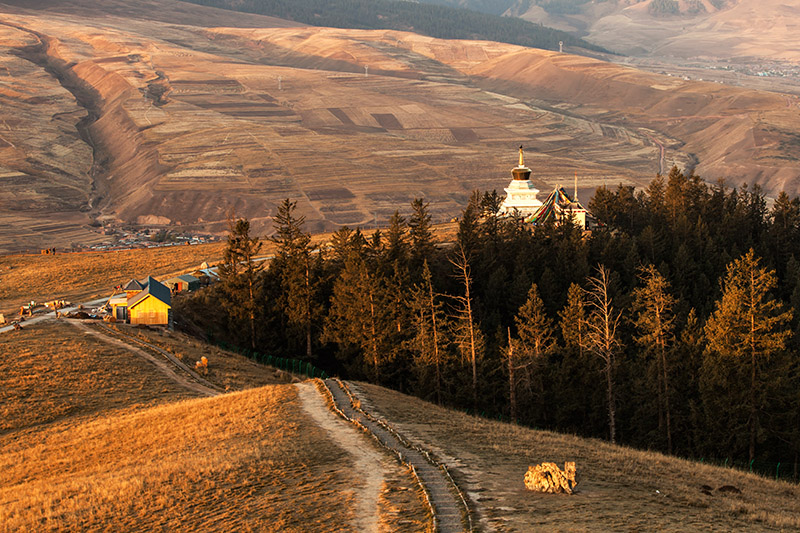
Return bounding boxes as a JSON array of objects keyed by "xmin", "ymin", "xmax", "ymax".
[{"xmin": 519, "ymin": 145, "xmax": 524, "ymax": 167}]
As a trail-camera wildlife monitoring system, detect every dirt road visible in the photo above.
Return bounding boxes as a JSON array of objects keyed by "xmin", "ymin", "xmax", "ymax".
[{"xmin": 296, "ymin": 381, "xmax": 387, "ymax": 533}]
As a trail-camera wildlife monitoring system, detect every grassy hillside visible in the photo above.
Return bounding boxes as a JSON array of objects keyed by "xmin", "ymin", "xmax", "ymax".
[
  {"xmin": 358, "ymin": 382, "xmax": 800, "ymax": 530},
  {"xmin": 0, "ymin": 383, "xmax": 356, "ymax": 530},
  {"xmin": 1, "ymin": 318, "xmax": 798, "ymax": 529},
  {"xmin": 183, "ymin": 0, "xmax": 608, "ymax": 53},
  {"xmin": 0, "ymin": 320, "xmax": 428, "ymax": 531},
  {"xmin": 0, "ymin": 321, "xmax": 200, "ymax": 432},
  {"xmin": 0, "ymin": 242, "xmax": 226, "ymax": 315}
]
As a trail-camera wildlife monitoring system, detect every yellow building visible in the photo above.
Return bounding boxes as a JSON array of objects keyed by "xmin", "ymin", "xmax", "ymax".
[{"xmin": 112, "ymin": 276, "xmax": 172, "ymax": 326}]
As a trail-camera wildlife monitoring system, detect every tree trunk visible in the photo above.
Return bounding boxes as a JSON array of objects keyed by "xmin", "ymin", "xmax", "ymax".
[
  {"xmin": 750, "ymin": 345, "xmax": 757, "ymax": 463},
  {"xmin": 606, "ymin": 356, "xmax": 616, "ymax": 444},
  {"xmin": 369, "ymin": 287, "xmax": 379, "ymax": 381},
  {"xmin": 750, "ymin": 304, "xmax": 757, "ymax": 463},
  {"xmin": 467, "ymin": 293, "xmax": 477, "ymax": 412},
  {"xmin": 305, "ymin": 256, "xmax": 312, "ymax": 359},
  {"xmin": 508, "ymin": 328, "xmax": 516, "ymax": 423},
  {"xmin": 248, "ymin": 274, "xmax": 256, "ymax": 350},
  {"xmin": 660, "ymin": 340, "xmax": 673, "ymax": 454},
  {"xmin": 429, "ymin": 280, "xmax": 441, "ymax": 406}
]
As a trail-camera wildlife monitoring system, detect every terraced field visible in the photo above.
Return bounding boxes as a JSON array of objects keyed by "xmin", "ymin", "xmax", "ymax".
[{"xmin": 0, "ymin": 0, "xmax": 798, "ymax": 253}]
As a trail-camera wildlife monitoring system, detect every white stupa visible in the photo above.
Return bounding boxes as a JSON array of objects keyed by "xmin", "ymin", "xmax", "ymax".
[{"xmin": 499, "ymin": 146, "xmax": 542, "ymax": 217}]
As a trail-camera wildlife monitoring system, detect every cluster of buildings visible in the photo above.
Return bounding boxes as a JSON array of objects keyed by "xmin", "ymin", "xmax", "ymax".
[
  {"xmin": 86, "ymin": 229, "xmax": 219, "ymax": 252},
  {"xmin": 108, "ymin": 267, "xmax": 217, "ymax": 327},
  {"xmin": 498, "ymin": 146, "xmax": 594, "ymax": 229}
]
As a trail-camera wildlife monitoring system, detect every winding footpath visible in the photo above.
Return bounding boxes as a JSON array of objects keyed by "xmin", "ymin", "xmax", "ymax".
[
  {"xmin": 321, "ymin": 378, "xmax": 473, "ymax": 533},
  {"xmin": 296, "ymin": 382, "xmax": 387, "ymax": 533}
]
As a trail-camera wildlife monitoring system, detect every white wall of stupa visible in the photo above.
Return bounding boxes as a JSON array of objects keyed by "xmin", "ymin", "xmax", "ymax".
[{"xmin": 498, "ymin": 147, "xmax": 543, "ymax": 217}]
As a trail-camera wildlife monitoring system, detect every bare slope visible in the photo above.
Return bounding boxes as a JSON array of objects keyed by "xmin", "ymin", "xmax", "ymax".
[{"xmin": 0, "ymin": 0, "xmax": 798, "ymax": 253}]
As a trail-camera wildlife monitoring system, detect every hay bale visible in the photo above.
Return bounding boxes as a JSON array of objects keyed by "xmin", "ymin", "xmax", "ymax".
[{"xmin": 524, "ymin": 462, "xmax": 577, "ymax": 494}]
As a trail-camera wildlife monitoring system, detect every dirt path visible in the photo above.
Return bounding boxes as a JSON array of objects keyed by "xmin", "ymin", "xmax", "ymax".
[
  {"xmin": 323, "ymin": 379, "xmax": 471, "ymax": 533},
  {"xmin": 67, "ymin": 319, "xmax": 220, "ymax": 397},
  {"xmin": 296, "ymin": 382, "xmax": 385, "ymax": 533}
]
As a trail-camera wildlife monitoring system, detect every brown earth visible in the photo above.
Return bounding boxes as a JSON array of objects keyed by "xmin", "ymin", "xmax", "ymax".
[
  {"xmin": 514, "ymin": 0, "xmax": 800, "ymax": 63},
  {"xmin": 0, "ymin": 0, "xmax": 797, "ymax": 253}
]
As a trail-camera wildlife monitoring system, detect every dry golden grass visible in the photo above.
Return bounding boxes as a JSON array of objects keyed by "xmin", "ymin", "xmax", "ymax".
[
  {"xmin": 0, "ymin": 242, "xmax": 226, "ymax": 315},
  {"xmin": 104, "ymin": 323, "xmax": 294, "ymax": 391},
  {"xmin": 0, "ymin": 320, "xmax": 199, "ymax": 433},
  {"xmin": 0, "ymin": 384, "xmax": 359, "ymax": 532},
  {"xmin": 359, "ymin": 383, "xmax": 800, "ymax": 531},
  {"xmin": 0, "ymin": 320, "xmax": 431, "ymax": 531}
]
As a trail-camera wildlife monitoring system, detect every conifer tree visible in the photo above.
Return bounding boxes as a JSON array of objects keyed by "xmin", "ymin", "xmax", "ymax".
[
  {"xmin": 382, "ymin": 211, "xmax": 411, "ymax": 334},
  {"xmin": 271, "ymin": 199, "xmax": 319, "ymax": 358},
  {"xmin": 511, "ymin": 283, "xmax": 555, "ymax": 424},
  {"xmin": 632, "ymin": 264, "xmax": 677, "ymax": 453},
  {"xmin": 409, "ymin": 198, "xmax": 435, "ymax": 270},
  {"xmin": 218, "ymin": 216, "xmax": 263, "ymax": 349},
  {"xmin": 556, "ymin": 282, "xmax": 596, "ymax": 432},
  {"xmin": 585, "ymin": 265, "xmax": 623, "ymax": 443},
  {"xmin": 703, "ymin": 249, "xmax": 793, "ymax": 462},
  {"xmin": 323, "ymin": 254, "xmax": 392, "ymax": 381},
  {"xmin": 560, "ymin": 283, "xmax": 587, "ymax": 356}
]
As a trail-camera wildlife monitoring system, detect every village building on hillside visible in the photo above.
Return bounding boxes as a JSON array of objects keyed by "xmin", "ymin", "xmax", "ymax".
[
  {"xmin": 164, "ymin": 274, "xmax": 200, "ymax": 293},
  {"xmin": 498, "ymin": 146, "xmax": 594, "ymax": 230},
  {"xmin": 109, "ymin": 276, "xmax": 172, "ymax": 326}
]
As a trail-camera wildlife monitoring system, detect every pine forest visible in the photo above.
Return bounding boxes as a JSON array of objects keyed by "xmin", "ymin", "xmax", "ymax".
[{"xmin": 180, "ymin": 166, "xmax": 800, "ymax": 479}]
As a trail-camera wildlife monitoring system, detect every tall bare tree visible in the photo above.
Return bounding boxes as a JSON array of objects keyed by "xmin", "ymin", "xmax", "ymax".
[
  {"xmin": 450, "ymin": 243, "xmax": 483, "ymax": 412},
  {"xmin": 407, "ymin": 260, "xmax": 449, "ymax": 405},
  {"xmin": 585, "ymin": 265, "xmax": 623, "ymax": 443}
]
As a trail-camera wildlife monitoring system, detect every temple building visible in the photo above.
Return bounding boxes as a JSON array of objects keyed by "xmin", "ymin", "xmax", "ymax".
[
  {"xmin": 498, "ymin": 146, "xmax": 593, "ymax": 229},
  {"xmin": 498, "ymin": 146, "xmax": 543, "ymax": 217},
  {"xmin": 525, "ymin": 186, "xmax": 590, "ymax": 229}
]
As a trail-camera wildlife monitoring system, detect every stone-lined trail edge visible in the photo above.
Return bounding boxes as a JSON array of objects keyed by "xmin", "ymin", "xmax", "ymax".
[{"xmin": 320, "ymin": 378, "xmax": 473, "ymax": 533}]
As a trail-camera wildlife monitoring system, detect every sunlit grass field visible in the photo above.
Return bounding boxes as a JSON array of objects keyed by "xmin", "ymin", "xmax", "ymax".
[
  {"xmin": 0, "ymin": 242, "xmax": 226, "ymax": 316},
  {"xmin": 359, "ymin": 383, "xmax": 800, "ymax": 531},
  {"xmin": 0, "ymin": 321, "xmax": 427, "ymax": 531}
]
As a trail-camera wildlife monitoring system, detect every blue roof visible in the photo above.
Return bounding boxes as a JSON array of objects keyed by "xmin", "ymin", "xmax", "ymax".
[{"xmin": 128, "ymin": 276, "xmax": 171, "ymax": 309}]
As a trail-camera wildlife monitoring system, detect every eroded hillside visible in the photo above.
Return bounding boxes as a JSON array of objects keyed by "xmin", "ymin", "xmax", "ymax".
[{"xmin": 0, "ymin": 0, "xmax": 798, "ymax": 251}]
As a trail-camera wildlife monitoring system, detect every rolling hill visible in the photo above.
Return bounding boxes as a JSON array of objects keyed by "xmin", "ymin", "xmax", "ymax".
[
  {"xmin": 504, "ymin": 0, "xmax": 800, "ymax": 62},
  {"xmin": 1, "ymin": 318, "xmax": 799, "ymax": 530},
  {"xmin": 0, "ymin": 0, "xmax": 798, "ymax": 254}
]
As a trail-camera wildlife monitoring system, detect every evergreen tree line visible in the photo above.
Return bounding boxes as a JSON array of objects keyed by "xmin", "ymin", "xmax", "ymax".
[
  {"xmin": 180, "ymin": 167, "xmax": 800, "ymax": 479},
  {"xmin": 182, "ymin": 0, "xmax": 607, "ymax": 53}
]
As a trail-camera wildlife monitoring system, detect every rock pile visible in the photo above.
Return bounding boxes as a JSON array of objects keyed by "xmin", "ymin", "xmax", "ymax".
[{"xmin": 524, "ymin": 462, "xmax": 578, "ymax": 494}]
